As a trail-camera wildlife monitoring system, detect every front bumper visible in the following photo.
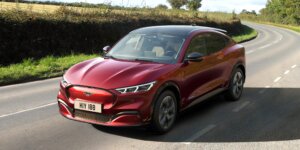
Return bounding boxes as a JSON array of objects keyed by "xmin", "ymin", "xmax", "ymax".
[
  {"xmin": 57, "ymin": 84, "xmax": 155, "ymax": 127},
  {"xmin": 58, "ymin": 100, "xmax": 143, "ymax": 126}
]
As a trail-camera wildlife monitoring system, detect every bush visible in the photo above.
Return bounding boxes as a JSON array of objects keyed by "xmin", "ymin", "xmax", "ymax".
[{"xmin": 155, "ymin": 4, "xmax": 168, "ymax": 10}]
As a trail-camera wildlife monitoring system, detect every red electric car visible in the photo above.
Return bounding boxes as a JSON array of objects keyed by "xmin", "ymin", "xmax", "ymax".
[{"xmin": 57, "ymin": 25, "xmax": 245, "ymax": 133}]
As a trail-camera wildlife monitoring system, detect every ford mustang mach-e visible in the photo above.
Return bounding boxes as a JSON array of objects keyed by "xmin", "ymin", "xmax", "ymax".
[{"xmin": 57, "ymin": 25, "xmax": 245, "ymax": 133}]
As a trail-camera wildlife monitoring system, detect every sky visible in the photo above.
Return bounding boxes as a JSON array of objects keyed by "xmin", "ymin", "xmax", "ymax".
[{"xmin": 43, "ymin": 0, "xmax": 268, "ymax": 13}]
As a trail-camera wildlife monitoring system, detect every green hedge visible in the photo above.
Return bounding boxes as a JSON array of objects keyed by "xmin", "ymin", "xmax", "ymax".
[{"xmin": 0, "ymin": 9, "xmax": 244, "ymax": 65}]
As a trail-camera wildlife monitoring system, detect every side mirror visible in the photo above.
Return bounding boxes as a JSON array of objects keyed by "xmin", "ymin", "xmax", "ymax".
[
  {"xmin": 102, "ymin": 46, "xmax": 111, "ymax": 54},
  {"xmin": 186, "ymin": 52, "xmax": 204, "ymax": 62}
]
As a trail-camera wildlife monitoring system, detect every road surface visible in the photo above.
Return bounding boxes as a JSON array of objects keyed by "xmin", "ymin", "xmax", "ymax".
[{"xmin": 1, "ymin": 22, "xmax": 300, "ymax": 150}]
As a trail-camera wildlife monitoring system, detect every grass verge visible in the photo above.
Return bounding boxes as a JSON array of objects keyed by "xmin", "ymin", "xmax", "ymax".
[
  {"xmin": 0, "ymin": 54, "xmax": 97, "ymax": 86},
  {"xmin": 260, "ymin": 22, "xmax": 300, "ymax": 33},
  {"xmin": 232, "ymin": 25, "xmax": 258, "ymax": 43}
]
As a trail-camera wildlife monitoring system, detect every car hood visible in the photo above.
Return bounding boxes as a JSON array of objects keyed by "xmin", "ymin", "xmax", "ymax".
[{"xmin": 64, "ymin": 58, "xmax": 176, "ymax": 89}]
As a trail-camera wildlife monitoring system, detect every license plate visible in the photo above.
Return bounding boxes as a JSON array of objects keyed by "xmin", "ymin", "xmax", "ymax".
[{"xmin": 74, "ymin": 99, "xmax": 102, "ymax": 113}]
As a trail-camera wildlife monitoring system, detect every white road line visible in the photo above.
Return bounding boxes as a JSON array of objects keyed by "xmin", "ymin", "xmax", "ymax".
[
  {"xmin": 259, "ymin": 44, "xmax": 272, "ymax": 49},
  {"xmin": 245, "ymin": 32, "xmax": 283, "ymax": 55},
  {"xmin": 274, "ymin": 77, "xmax": 282, "ymax": 83},
  {"xmin": 284, "ymin": 70, "xmax": 290, "ymax": 75},
  {"xmin": 279, "ymin": 34, "xmax": 283, "ymax": 41},
  {"xmin": 246, "ymin": 50, "xmax": 254, "ymax": 54},
  {"xmin": 184, "ymin": 124, "xmax": 216, "ymax": 142},
  {"xmin": 291, "ymin": 65, "xmax": 297, "ymax": 69},
  {"xmin": 246, "ymin": 43, "xmax": 276, "ymax": 54},
  {"xmin": 232, "ymin": 101, "xmax": 250, "ymax": 112},
  {"xmin": 0, "ymin": 102, "xmax": 57, "ymax": 118}
]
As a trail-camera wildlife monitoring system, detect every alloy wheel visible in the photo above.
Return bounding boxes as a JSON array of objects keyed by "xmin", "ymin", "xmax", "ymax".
[
  {"xmin": 158, "ymin": 95, "xmax": 176, "ymax": 130},
  {"xmin": 232, "ymin": 71, "xmax": 244, "ymax": 98}
]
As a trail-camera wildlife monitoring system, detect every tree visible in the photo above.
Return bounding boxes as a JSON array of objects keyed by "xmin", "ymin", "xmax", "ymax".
[
  {"xmin": 167, "ymin": 0, "xmax": 187, "ymax": 9},
  {"xmin": 155, "ymin": 4, "xmax": 168, "ymax": 10},
  {"xmin": 241, "ymin": 9, "xmax": 248, "ymax": 14},
  {"xmin": 232, "ymin": 10, "xmax": 237, "ymax": 19},
  {"xmin": 259, "ymin": 8, "xmax": 266, "ymax": 15},
  {"xmin": 240, "ymin": 9, "xmax": 257, "ymax": 15},
  {"xmin": 261, "ymin": 0, "xmax": 300, "ymax": 25},
  {"xmin": 251, "ymin": 10, "xmax": 257, "ymax": 15},
  {"xmin": 187, "ymin": 0, "xmax": 202, "ymax": 11}
]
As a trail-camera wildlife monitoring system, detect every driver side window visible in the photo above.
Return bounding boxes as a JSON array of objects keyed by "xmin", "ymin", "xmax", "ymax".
[{"xmin": 185, "ymin": 35, "xmax": 207, "ymax": 58}]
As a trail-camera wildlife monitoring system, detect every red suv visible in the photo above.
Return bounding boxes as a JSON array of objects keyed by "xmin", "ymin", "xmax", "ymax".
[{"xmin": 57, "ymin": 25, "xmax": 245, "ymax": 133}]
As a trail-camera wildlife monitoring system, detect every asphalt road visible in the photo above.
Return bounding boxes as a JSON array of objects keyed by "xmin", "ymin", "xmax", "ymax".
[{"xmin": 1, "ymin": 22, "xmax": 300, "ymax": 150}]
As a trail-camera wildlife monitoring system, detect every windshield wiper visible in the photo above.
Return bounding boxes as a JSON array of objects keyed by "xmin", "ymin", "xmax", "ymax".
[
  {"xmin": 105, "ymin": 56, "xmax": 154, "ymax": 62},
  {"xmin": 134, "ymin": 59, "xmax": 154, "ymax": 62}
]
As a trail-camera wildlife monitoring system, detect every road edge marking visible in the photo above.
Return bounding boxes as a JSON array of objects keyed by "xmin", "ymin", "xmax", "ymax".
[
  {"xmin": 0, "ymin": 102, "xmax": 57, "ymax": 118},
  {"xmin": 232, "ymin": 101, "xmax": 251, "ymax": 112}
]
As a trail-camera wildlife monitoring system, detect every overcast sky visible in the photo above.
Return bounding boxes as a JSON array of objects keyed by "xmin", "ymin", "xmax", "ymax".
[{"xmin": 43, "ymin": 0, "xmax": 268, "ymax": 13}]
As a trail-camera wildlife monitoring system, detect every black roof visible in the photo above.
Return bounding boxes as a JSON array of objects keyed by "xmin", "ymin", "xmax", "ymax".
[{"xmin": 130, "ymin": 25, "xmax": 227, "ymax": 37}]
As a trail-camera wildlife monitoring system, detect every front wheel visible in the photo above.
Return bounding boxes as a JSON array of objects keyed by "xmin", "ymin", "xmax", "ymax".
[
  {"xmin": 151, "ymin": 90, "xmax": 177, "ymax": 133},
  {"xmin": 224, "ymin": 68, "xmax": 244, "ymax": 101}
]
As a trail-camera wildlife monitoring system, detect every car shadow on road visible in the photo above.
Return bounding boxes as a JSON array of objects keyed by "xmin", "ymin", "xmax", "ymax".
[{"xmin": 92, "ymin": 87, "xmax": 300, "ymax": 143}]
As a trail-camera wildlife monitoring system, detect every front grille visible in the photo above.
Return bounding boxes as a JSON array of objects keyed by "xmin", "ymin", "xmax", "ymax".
[{"xmin": 74, "ymin": 110, "xmax": 112, "ymax": 123}]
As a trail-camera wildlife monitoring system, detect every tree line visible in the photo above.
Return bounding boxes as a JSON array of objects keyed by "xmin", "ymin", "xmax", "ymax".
[
  {"xmin": 168, "ymin": 0, "xmax": 201, "ymax": 10},
  {"xmin": 260, "ymin": 0, "xmax": 300, "ymax": 25},
  {"xmin": 3, "ymin": 0, "xmax": 202, "ymax": 11}
]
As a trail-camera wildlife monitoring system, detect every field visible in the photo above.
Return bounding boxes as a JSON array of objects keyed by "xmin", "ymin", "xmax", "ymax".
[
  {"xmin": 0, "ymin": 1, "xmax": 59, "ymax": 12},
  {"xmin": 0, "ymin": 2, "xmax": 257, "ymax": 86},
  {"xmin": 0, "ymin": 2, "xmax": 234, "ymax": 22}
]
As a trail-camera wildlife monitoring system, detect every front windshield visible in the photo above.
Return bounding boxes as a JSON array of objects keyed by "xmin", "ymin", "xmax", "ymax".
[{"xmin": 106, "ymin": 33, "xmax": 185, "ymax": 64}]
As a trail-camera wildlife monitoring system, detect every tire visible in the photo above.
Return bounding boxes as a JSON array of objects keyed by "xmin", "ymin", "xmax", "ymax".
[
  {"xmin": 224, "ymin": 68, "xmax": 245, "ymax": 101},
  {"xmin": 151, "ymin": 90, "xmax": 177, "ymax": 133}
]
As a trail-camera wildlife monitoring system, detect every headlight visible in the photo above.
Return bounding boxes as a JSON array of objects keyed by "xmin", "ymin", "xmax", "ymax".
[{"xmin": 115, "ymin": 81, "xmax": 156, "ymax": 94}]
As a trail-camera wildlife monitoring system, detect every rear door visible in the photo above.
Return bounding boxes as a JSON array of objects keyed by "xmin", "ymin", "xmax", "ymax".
[
  {"xmin": 181, "ymin": 32, "xmax": 230, "ymax": 102},
  {"xmin": 203, "ymin": 32, "xmax": 232, "ymax": 91}
]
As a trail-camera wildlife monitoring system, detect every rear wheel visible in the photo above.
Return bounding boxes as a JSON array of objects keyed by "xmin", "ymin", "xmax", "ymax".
[
  {"xmin": 225, "ymin": 68, "xmax": 244, "ymax": 101},
  {"xmin": 151, "ymin": 90, "xmax": 177, "ymax": 133}
]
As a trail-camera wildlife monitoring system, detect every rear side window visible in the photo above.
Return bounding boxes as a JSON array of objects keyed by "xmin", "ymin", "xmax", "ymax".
[
  {"xmin": 205, "ymin": 33, "xmax": 230, "ymax": 54},
  {"xmin": 185, "ymin": 35, "xmax": 207, "ymax": 57}
]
